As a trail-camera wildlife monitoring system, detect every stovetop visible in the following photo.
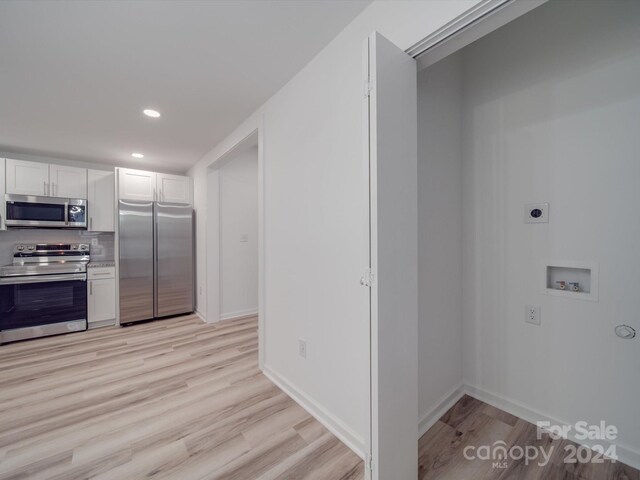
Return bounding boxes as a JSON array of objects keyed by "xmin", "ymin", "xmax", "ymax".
[
  {"xmin": 0, "ymin": 262, "xmax": 88, "ymax": 277},
  {"xmin": 0, "ymin": 243, "xmax": 90, "ymax": 277}
]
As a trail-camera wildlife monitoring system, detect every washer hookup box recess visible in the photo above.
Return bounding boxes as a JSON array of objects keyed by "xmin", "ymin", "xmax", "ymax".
[{"xmin": 542, "ymin": 261, "xmax": 599, "ymax": 302}]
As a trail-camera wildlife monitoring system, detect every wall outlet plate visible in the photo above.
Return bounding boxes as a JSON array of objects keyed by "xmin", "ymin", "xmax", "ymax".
[
  {"xmin": 525, "ymin": 203, "xmax": 549, "ymax": 223},
  {"xmin": 91, "ymin": 238, "xmax": 99, "ymax": 246},
  {"xmin": 525, "ymin": 305, "xmax": 541, "ymax": 325},
  {"xmin": 298, "ymin": 339, "xmax": 307, "ymax": 359}
]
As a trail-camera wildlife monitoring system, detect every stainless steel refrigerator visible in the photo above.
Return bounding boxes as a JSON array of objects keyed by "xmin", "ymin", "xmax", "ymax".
[{"xmin": 118, "ymin": 200, "xmax": 194, "ymax": 324}]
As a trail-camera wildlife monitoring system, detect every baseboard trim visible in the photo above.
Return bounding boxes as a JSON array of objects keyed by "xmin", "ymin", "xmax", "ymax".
[
  {"xmin": 463, "ymin": 384, "xmax": 640, "ymax": 471},
  {"xmin": 220, "ymin": 308, "xmax": 258, "ymax": 321},
  {"xmin": 194, "ymin": 310, "xmax": 207, "ymax": 323},
  {"xmin": 262, "ymin": 365, "xmax": 367, "ymax": 460},
  {"xmin": 418, "ymin": 384, "xmax": 465, "ymax": 438},
  {"xmin": 88, "ymin": 319, "xmax": 116, "ymax": 329}
]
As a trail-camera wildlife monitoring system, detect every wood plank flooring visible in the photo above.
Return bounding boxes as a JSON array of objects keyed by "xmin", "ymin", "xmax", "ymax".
[
  {"xmin": 0, "ymin": 315, "xmax": 363, "ymax": 480},
  {"xmin": 419, "ymin": 394, "xmax": 639, "ymax": 480}
]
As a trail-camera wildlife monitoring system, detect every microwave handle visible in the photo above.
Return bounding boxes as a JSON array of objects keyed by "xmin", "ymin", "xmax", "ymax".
[{"xmin": 64, "ymin": 200, "xmax": 69, "ymax": 225}]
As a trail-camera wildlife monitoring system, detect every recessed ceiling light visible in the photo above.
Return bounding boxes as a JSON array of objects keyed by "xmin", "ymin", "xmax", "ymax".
[
  {"xmin": 131, "ymin": 153, "xmax": 144, "ymax": 158},
  {"xmin": 143, "ymin": 109, "xmax": 161, "ymax": 118}
]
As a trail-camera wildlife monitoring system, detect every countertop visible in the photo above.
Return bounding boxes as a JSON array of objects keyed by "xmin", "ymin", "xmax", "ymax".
[{"xmin": 87, "ymin": 261, "xmax": 115, "ymax": 268}]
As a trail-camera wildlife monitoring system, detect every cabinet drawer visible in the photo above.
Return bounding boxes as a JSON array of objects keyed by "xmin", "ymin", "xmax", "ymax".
[{"xmin": 88, "ymin": 267, "xmax": 115, "ymax": 280}]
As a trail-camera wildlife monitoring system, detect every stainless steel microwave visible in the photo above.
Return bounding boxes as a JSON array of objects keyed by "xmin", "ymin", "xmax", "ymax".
[{"xmin": 5, "ymin": 194, "xmax": 87, "ymax": 229}]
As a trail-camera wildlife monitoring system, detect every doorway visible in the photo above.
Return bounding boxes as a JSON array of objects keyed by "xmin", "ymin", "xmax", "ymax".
[
  {"xmin": 366, "ymin": 0, "xmax": 640, "ymax": 478},
  {"xmin": 206, "ymin": 129, "xmax": 264, "ymax": 364}
]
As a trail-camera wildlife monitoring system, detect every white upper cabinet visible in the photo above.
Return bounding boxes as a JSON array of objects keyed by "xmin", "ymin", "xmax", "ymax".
[
  {"xmin": 118, "ymin": 168, "xmax": 157, "ymax": 202},
  {"xmin": 5, "ymin": 159, "xmax": 88, "ymax": 198},
  {"xmin": 117, "ymin": 168, "xmax": 192, "ymax": 204},
  {"xmin": 49, "ymin": 164, "xmax": 87, "ymax": 198},
  {"xmin": 157, "ymin": 173, "xmax": 192, "ymax": 204},
  {"xmin": 87, "ymin": 169, "xmax": 115, "ymax": 231},
  {"xmin": 0, "ymin": 158, "xmax": 5, "ymax": 230},
  {"xmin": 5, "ymin": 159, "xmax": 50, "ymax": 196}
]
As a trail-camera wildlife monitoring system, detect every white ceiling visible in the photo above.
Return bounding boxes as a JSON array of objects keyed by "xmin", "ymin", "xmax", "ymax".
[{"xmin": 0, "ymin": 0, "xmax": 370, "ymax": 173}]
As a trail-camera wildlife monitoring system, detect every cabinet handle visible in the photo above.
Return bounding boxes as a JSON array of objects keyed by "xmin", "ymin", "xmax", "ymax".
[
  {"xmin": 90, "ymin": 217, "xmax": 93, "ymax": 230},
  {"xmin": 52, "ymin": 183, "xmax": 56, "ymax": 196},
  {"xmin": 44, "ymin": 181, "xmax": 47, "ymax": 195},
  {"xmin": 90, "ymin": 280, "xmax": 93, "ymax": 295}
]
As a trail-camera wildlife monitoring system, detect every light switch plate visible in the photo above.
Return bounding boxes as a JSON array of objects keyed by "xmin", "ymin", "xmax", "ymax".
[{"xmin": 525, "ymin": 203, "xmax": 549, "ymax": 223}]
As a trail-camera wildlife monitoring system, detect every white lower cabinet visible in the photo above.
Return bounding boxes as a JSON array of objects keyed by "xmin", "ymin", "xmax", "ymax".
[{"xmin": 87, "ymin": 267, "xmax": 116, "ymax": 328}]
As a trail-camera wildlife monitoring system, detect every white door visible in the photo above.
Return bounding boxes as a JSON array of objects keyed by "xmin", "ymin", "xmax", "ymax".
[
  {"xmin": 87, "ymin": 169, "xmax": 115, "ymax": 231},
  {"xmin": 49, "ymin": 164, "xmax": 87, "ymax": 198},
  {"xmin": 366, "ymin": 32, "xmax": 418, "ymax": 480},
  {"xmin": 118, "ymin": 168, "xmax": 157, "ymax": 201},
  {"xmin": 5, "ymin": 159, "xmax": 50, "ymax": 196},
  {"xmin": 88, "ymin": 278, "xmax": 116, "ymax": 323},
  {"xmin": 157, "ymin": 173, "xmax": 192, "ymax": 204}
]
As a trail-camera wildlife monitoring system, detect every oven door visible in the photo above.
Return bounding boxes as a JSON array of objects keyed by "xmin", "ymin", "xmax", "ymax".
[
  {"xmin": 0, "ymin": 273, "xmax": 87, "ymax": 342},
  {"xmin": 5, "ymin": 195, "xmax": 87, "ymax": 228}
]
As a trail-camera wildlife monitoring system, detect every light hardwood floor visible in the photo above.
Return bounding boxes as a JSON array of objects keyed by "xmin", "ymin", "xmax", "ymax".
[
  {"xmin": 0, "ymin": 315, "xmax": 363, "ymax": 480},
  {"xmin": 419, "ymin": 395, "xmax": 639, "ymax": 480}
]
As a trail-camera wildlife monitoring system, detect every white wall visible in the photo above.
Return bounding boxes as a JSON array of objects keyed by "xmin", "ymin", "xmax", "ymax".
[
  {"xmin": 417, "ymin": 53, "xmax": 464, "ymax": 431},
  {"xmin": 219, "ymin": 147, "xmax": 258, "ymax": 319},
  {"xmin": 189, "ymin": 0, "xmax": 482, "ymax": 459},
  {"xmin": 461, "ymin": 0, "xmax": 640, "ymax": 463}
]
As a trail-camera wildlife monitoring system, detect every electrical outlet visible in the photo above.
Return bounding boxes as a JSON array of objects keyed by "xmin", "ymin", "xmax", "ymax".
[
  {"xmin": 298, "ymin": 339, "xmax": 307, "ymax": 359},
  {"xmin": 525, "ymin": 305, "xmax": 541, "ymax": 325},
  {"xmin": 91, "ymin": 238, "xmax": 99, "ymax": 246}
]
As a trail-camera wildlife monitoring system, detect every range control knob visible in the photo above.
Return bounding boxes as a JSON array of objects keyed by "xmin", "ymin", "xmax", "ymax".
[
  {"xmin": 27, "ymin": 245, "xmax": 35, "ymax": 251},
  {"xmin": 80, "ymin": 244, "xmax": 89, "ymax": 251},
  {"xmin": 16, "ymin": 245, "xmax": 24, "ymax": 251}
]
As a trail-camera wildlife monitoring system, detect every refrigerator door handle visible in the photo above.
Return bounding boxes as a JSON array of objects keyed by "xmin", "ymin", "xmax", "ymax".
[{"xmin": 153, "ymin": 203, "xmax": 158, "ymax": 319}]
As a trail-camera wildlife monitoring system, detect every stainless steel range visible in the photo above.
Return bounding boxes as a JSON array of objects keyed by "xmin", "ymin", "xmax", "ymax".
[{"xmin": 0, "ymin": 243, "xmax": 90, "ymax": 344}]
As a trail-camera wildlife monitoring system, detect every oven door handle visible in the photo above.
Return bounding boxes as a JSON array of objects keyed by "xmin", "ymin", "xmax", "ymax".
[{"xmin": 0, "ymin": 273, "xmax": 86, "ymax": 285}]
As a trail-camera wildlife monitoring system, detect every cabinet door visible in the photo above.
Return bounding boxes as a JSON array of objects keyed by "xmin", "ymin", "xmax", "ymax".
[
  {"xmin": 157, "ymin": 173, "xmax": 192, "ymax": 204},
  {"xmin": 87, "ymin": 169, "xmax": 115, "ymax": 231},
  {"xmin": 49, "ymin": 164, "xmax": 87, "ymax": 198},
  {"xmin": 5, "ymin": 159, "xmax": 50, "ymax": 196},
  {"xmin": 118, "ymin": 168, "xmax": 157, "ymax": 201},
  {"xmin": 0, "ymin": 158, "xmax": 5, "ymax": 230},
  {"xmin": 88, "ymin": 278, "xmax": 117, "ymax": 323}
]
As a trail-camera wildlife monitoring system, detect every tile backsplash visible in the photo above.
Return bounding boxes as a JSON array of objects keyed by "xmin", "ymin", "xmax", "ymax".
[{"xmin": 0, "ymin": 229, "xmax": 114, "ymax": 265}]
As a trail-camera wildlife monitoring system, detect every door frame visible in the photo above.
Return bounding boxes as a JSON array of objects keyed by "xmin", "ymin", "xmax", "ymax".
[{"xmin": 205, "ymin": 118, "xmax": 265, "ymax": 369}]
